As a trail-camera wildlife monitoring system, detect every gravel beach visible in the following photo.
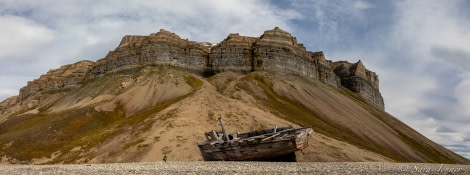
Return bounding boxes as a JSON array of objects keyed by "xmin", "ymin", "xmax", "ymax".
[{"xmin": 1, "ymin": 162, "xmax": 469, "ymax": 175}]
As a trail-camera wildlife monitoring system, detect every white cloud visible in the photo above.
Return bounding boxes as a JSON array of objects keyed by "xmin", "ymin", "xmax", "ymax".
[
  {"xmin": 0, "ymin": 15, "xmax": 54, "ymax": 60},
  {"xmin": 455, "ymin": 73, "xmax": 470, "ymax": 116},
  {"xmin": 381, "ymin": 71, "xmax": 438, "ymax": 117},
  {"xmin": 0, "ymin": 0, "xmax": 302, "ymax": 102},
  {"xmin": 387, "ymin": 0, "xmax": 470, "ymax": 158},
  {"xmin": 0, "ymin": 74, "xmax": 36, "ymax": 101},
  {"xmin": 392, "ymin": 1, "xmax": 470, "ymax": 70},
  {"xmin": 353, "ymin": 0, "xmax": 374, "ymax": 10},
  {"xmin": 0, "ymin": 88, "xmax": 18, "ymax": 101}
]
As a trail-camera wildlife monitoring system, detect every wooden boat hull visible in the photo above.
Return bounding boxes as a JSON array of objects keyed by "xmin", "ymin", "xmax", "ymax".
[{"xmin": 198, "ymin": 127, "xmax": 313, "ymax": 161}]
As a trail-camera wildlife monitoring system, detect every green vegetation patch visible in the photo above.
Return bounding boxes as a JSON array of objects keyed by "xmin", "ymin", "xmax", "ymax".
[
  {"xmin": 123, "ymin": 138, "xmax": 146, "ymax": 149},
  {"xmin": 0, "ymin": 86, "xmax": 192, "ymax": 164},
  {"xmin": 0, "ymin": 66, "xmax": 204, "ymax": 164},
  {"xmin": 184, "ymin": 75, "xmax": 203, "ymax": 89},
  {"xmin": 0, "ymin": 105, "xmax": 125, "ymax": 163},
  {"xmin": 208, "ymin": 74, "xmax": 238, "ymax": 93}
]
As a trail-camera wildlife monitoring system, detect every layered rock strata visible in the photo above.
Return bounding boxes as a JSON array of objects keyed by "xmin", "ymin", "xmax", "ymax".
[
  {"xmin": 333, "ymin": 61, "xmax": 384, "ymax": 109},
  {"xmin": 90, "ymin": 29, "xmax": 211, "ymax": 77},
  {"xmin": 209, "ymin": 33, "xmax": 257, "ymax": 74},
  {"xmin": 309, "ymin": 51, "xmax": 339, "ymax": 87},
  {"xmin": 9, "ymin": 27, "xmax": 384, "ymax": 110},
  {"xmin": 18, "ymin": 60, "xmax": 94, "ymax": 101}
]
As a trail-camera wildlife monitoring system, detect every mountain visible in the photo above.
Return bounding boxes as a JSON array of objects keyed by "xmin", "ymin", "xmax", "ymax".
[{"xmin": 0, "ymin": 28, "xmax": 468, "ymax": 164}]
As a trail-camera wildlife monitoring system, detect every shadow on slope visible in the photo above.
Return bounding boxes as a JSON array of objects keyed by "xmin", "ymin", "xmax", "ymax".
[{"xmin": 235, "ymin": 71, "xmax": 469, "ymax": 164}]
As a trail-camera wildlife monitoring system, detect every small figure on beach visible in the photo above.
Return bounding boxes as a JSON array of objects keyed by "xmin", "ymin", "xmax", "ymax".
[{"xmin": 163, "ymin": 155, "xmax": 167, "ymax": 162}]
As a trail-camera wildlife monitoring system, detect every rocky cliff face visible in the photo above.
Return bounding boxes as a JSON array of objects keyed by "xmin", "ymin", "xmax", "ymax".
[
  {"xmin": 309, "ymin": 51, "xmax": 339, "ymax": 87},
  {"xmin": 0, "ymin": 60, "xmax": 95, "ymax": 115},
  {"xmin": 209, "ymin": 33, "xmax": 257, "ymax": 74},
  {"xmin": 254, "ymin": 27, "xmax": 311, "ymax": 75},
  {"xmin": 7, "ymin": 27, "xmax": 384, "ymax": 111},
  {"xmin": 333, "ymin": 61, "xmax": 384, "ymax": 109},
  {"xmin": 19, "ymin": 60, "xmax": 94, "ymax": 101},
  {"xmin": 90, "ymin": 29, "xmax": 211, "ymax": 76}
]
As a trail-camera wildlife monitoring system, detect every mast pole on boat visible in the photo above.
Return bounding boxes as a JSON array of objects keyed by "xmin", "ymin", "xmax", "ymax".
[{"xmin": 218, "ymin": 115, "xmax": 229, "ymax": 141}]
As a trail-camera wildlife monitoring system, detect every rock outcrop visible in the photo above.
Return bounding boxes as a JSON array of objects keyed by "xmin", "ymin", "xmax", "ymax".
[
  {"xmin": 89, "ymin": 29, "xmax": 211, "ymax": 76},
  {"xmin": 333, "ymin": 61, "xmax": 384, "ymax": 109},
  {"xmin": 209, "ymin": 33, "xmax": 257, "ymax": 74},
  {"xmin": 18, "ymin": 60, "xmax": 94, "ymax": 101},
  {"xmin": 9, "ymin": 27, "xmax": 384, "ymax": 110}
]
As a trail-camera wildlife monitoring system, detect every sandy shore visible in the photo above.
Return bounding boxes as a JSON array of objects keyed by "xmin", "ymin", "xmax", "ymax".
[{"xmin": 1, "ymin": 162, "xmax": 469, "ymax": 175}]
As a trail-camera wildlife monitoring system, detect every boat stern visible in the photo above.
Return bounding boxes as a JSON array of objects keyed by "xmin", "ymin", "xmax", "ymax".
[{"xmin": 294, "ymin": 127, "xmax": 313, "ymax": 149}]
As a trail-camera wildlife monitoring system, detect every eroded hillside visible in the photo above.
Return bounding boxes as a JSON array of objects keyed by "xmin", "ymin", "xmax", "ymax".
[
  {"xmin": 0, "ymin": 66, "xmax": 468, "ymax": 164},
  {"xmin": 0, "ymin": 28, "xmax": 468, "ymax": 164}
]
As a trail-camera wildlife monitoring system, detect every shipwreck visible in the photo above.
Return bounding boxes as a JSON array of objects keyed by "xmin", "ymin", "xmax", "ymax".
[{"xmin": 197, "ymin": 116, "xmax": 313, "ymax": 161}]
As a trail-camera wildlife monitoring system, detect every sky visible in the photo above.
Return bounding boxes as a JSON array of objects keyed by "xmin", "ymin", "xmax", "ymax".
[{"xmin": 0, "ymin": 0, "xmax": 469, "ymax": 159}]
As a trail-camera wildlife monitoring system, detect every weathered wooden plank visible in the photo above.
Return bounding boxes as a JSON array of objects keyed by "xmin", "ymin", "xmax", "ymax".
[{"xmin": 261, "ymin": 133, "xmax": 281, "ymax": 142}]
